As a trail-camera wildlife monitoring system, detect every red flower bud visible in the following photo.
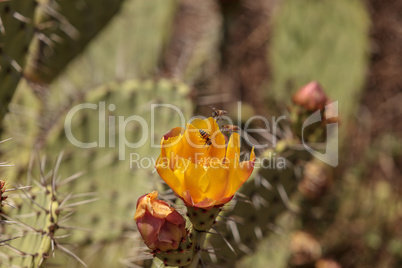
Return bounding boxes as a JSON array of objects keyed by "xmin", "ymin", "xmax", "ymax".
[
  {"xmin": 292, "ymin": 81, "xmax": 328, "ymax": 111},
  {"xmin": 134, "ymin": 191, "xmax": 187, "ymax": 251}
]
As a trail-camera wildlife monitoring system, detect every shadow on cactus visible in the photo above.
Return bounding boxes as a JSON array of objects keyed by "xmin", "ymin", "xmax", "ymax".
[{"xmin": 0, "ymin": 1, "xmax": 36, "ymax": 130}]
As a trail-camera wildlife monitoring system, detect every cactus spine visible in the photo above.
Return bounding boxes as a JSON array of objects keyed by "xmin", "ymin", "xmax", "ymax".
[
  {"xmin": 0, "ymin": 155, "xmax": 87, "ymax": 267},
  {"xmin": 0, "ymin": 0, "xmax": 36, "ymax": 129}
]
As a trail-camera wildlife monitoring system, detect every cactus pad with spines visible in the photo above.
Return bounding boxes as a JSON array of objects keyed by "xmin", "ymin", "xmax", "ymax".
[
  {"xmin": 205, "ymin": 144, "xmax": 312, "ymax": 267},
  {"xmin": 0, "ymin": 0, "xmax": 36, "ymax": 128},
  {"xmin": 154, "ymin": 236, "xmax": 194, "ymax": 267},
  {"xmin": 0, "ymin": 157, "xmax": 86, "ymax": 267},
  {"xmin": 24, "ymin": 0, "xmax": 126, "ymax": 84},
  {"xmin": 187, "ymin": 206, "xmax": 221, "ymax": 232},
  {"xmin": 4, "ymin": 78, "xmax": 192, "ymax": 240},
  {"xmin": 2, "ymin": 77, "xmax": 193, "ymax": 266},
  {"xmin": 39, "ymin": 78, "xmax": 193, "ymax": 243},
  {"xmin": 0, "ymin": 179, "xmax": 7, "ymax": 212}
]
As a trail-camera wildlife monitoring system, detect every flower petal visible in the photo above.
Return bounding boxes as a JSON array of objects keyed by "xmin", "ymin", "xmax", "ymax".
[
  {"xmin": 178, "ymin": 118, "xmax": 226, "ymax": 164},
  {"xmin": 158, "ymin": 221, "xmax": 182, "ymax": 243},
  {"xmin": 225, "ymin": 132, "xmax": 240, "ymax": 161},
  {"xmin": 173, "ymin": 158, "xmax": 207, "ymax": 203},
  {"xmin": 191, "ymin": 118, "xmax": 211, "ymax": 129},
  {"xmin": 136, "ymin": 211, "xmax": 164, "ymax": 248},
  {"xmin": 134, "ymin": 195, "xmax": 148, "ymax": 220},
  {"xmin": 160, "ymin": 127, "xmax": 184, "ymax": 168},
  {"xmin": 202, "ymin": 162, "xmax": 229, "ymax": 202},
  {"xmin": 163, "ymin": 127, "xmax": 184, "ymax": 141},
  {"xmin": 215, "ymin": 195, "xmax": 234, "ymax": 206},
  {"xmin": 166, "ymin": 209, "xmax": 186, "ymax": 226},
  {"xmin": 156, "ymin": 157, "xmax": 184, "ymax": 197},
  {"xmin": 175, "ymin": 123, "xmax": 208, "ymax": 163},
  {"xmin": 194, "ymin": 197, "xmax": 216, "ymax": 209},
  {"xmin": 225, "ymin": 147, "xmax": 255, "ymax": 198},
  {"xmin": 150, "ymin": 199, "xmax": 174, "ymax": 219},
  {"xmin": 202, "ymin": 117, "xmax": 226, "ymax": 161},
  {"xmin": 182, "ymin": 190, "xmax": 194, "ymax": 206}
]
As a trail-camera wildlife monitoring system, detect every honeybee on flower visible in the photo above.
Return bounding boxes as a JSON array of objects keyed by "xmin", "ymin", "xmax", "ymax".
[{"xmin": 156, "ymin": 117, "xmax": 255, "ymax": 209}]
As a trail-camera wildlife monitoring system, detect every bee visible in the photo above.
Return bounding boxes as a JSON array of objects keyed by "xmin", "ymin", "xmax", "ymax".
[
  {"xmin": 199, "ymin": 129, "xmax": 212, "ymax": 147},
  {"xmin": 221, "ymin": 125, "xmax": 240, "ymax": 133},
  {"xmin": 212, "ymin": 108, "xmax": 227, "ymax": 121}
]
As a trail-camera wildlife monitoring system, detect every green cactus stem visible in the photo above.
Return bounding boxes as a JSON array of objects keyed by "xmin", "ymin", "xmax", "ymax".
[
  {"xmin": 24, "ymin": 0, "xmax": 126, "ymax": 84},
  {"xmin": 186, "ymin": 206, "xmax": 221, "ymax": 232},
  {"xmin": 0, "ymin": 154, "xmax": 87, "ymax": 267},
  {"xmin": 0, "ymin": 0, "xmax": 36, "ymax": 130}
]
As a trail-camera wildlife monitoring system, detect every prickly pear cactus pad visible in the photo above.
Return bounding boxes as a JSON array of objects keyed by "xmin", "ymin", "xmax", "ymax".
[
  {"xmin": 0, "ymin": 155, "xmax": 87, "ymax": 267},
  {"xmin": 269, "ymin": 0, "xmax": 369, "ymax": 126},
  {"xmin": 24, "ymin": 0, "xmax": 126, "ymax": 84},
  {"xmin": 24, "ymin": 0, "xmax": 177, "ymax": 85},
  {"xmin": 0, "ymin": 0, "xmax": 36, "ymax": 128},
  {"xmin": 0, "ymin": 179, "xmax": 7, "ymax": 212},
  {"xmin": 0, "ymin": 75, "xmax": 192, "ymax": 267},
  {"xmin": 18, "ymin": 78, "xmax": 189, "ymax": 245}
]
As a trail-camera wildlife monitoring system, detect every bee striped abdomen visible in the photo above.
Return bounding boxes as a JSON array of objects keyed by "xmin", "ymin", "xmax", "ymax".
[{"xmin": 199, "ymin": 129, "xmax": 212, "ymax": 146}]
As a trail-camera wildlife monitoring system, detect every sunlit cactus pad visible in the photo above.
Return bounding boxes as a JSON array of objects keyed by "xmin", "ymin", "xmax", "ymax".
[
  {"xmin": 24, "ymin": 0, "xmax": 126, "ymax": 84},
  {"xmin": 0, "ymin": 156, "xmax": 87, "ymax": 267}
]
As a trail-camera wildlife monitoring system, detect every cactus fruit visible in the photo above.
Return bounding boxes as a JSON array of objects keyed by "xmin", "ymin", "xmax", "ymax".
[{"xmin": 186, "ymin": 206, "xmax": 221, "ymax": 232}]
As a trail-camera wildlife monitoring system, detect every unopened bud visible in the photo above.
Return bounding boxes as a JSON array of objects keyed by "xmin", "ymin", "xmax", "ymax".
[
  {"xmin": 292, "ymin": 81, "xmax": 328, "ymax": 111},
  {"xmin": 134, "ymin": 191, "xmax": 187, "ymax": 251}
]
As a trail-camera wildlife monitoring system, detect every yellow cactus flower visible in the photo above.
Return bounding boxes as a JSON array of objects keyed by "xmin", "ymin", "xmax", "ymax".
[{"xmin": 156, "ymin": 117, "xmax": 255, "ymax": 209}]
